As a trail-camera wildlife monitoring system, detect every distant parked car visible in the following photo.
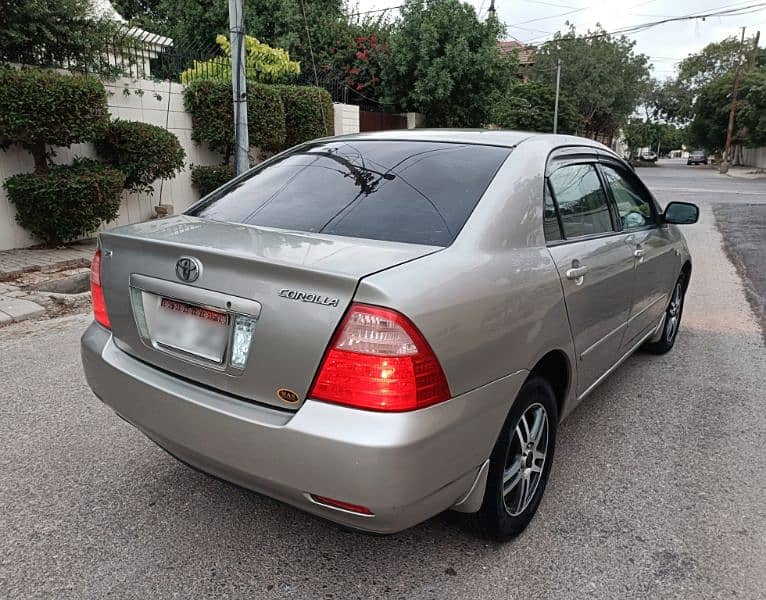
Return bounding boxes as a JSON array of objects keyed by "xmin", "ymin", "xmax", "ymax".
[
  {"xmin": 687, "ymin": 150, "xmax": 708, "ymax": 165},
  {"xmin": 640, "ymin": 150, "xmax": 658, "ymax": 162}
]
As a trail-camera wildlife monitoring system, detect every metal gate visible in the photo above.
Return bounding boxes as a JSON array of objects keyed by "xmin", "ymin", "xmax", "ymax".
[{"xmin": 359, "ymin": 111, "xmax": 408, "ymax": 132}]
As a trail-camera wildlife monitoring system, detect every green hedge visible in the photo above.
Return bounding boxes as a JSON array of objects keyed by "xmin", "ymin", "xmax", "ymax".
[
  {"xmin": 183, "ymin": 80, "xmax": 333, "ymax": 159},
  {"xmin": 3, "ymin": 159, "xmax": 125, "ymax": 245},
  {"xmin": 183, "ymin": 79, "xmax": 286, "ymax": 159},
  {"xmin": 95, "ymin": 120, "xmax": 186, "ymax": 192},
  {"xmin": 191, "ymin": 164, "xmax": 235, "ymax": 197},
  {"xmin": 273, "ymin": 85, "xmax": 334, "ymax": 148},
  {"xmin": 0, "ymin": 67, "xmax": 109, "ymax": 171}
]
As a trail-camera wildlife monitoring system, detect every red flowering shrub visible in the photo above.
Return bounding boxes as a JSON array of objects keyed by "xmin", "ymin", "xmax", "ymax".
[{"xmin": 330, "ymin": 33, "xmax": 388, "ymax": 102}]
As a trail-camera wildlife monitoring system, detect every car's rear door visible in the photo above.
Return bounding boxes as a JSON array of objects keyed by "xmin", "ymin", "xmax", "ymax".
[
  {"xmin": 544, "ymin": 153, "xmax": 636, "ymax": 396},
  {"xmin": 597, "ymin": 160, "xmax": 680, "ymax": 350}
]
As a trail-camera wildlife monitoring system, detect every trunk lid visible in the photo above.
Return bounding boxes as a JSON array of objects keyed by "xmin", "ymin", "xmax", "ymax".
[{"xmin": 99, "ymin": 216, "xmax": 441, "ymax": 410}]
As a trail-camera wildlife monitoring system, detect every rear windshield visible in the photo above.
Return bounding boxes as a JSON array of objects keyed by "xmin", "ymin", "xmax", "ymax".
[{"xmin": 187, "ymin": 140, "xmax": 511, "ymax": 246}]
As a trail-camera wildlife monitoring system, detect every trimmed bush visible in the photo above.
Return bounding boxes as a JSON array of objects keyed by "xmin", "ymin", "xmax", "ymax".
[
  {"xmin": 249, "ymin": 84, "xmax": 287, "ymax": 152},
  {"xmin": 0, "ymin": 67, "xmax": 109, "ymax": 172},
  {"xmin": 3, "ymin": 159, "xmax": 125, "ymax": 245},
  {"xmin": 183, "ymin": 79, "xmax": 286, "ymax": 160},
  {"xmin": 95, "ymin": 120, "xmax": 186, "ymax": 192},
  {"xmin": 191, "ymin": 164, "xmax": 235, "ymax": 197},
  {"xmin": 274, "ymin": 85, "xmax": 334, "ymax": 148}
]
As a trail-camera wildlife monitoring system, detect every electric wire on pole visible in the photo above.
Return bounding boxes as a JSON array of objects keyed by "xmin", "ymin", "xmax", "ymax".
[
  {"xmin": 229, "ymin": 0, "xmax": 249, "ymax": 176},
  {"xmin": 720, "ymin": 27, "xmax": 747, "ymax": 174}
]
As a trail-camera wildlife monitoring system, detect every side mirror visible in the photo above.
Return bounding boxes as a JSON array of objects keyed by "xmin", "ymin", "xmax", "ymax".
[{"xmin": 664, "ymin": 201, "xmax": 699, "ymax": 225}]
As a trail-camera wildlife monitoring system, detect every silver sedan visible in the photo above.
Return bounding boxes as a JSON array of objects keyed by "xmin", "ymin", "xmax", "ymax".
[{"xmin": 81, "ymin": 130, "xmax": 698, "ymax": 540}]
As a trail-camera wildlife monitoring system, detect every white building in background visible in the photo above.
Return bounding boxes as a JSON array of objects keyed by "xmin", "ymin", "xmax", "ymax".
[{"xmin": 91, "ymin": 0, "xmax": 174, "ymax": 78}]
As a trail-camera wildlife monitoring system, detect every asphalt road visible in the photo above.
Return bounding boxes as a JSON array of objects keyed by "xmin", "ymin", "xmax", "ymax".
[{"xmin": 1, "ymin": 161, "xmax": 765, "ymax": 599}]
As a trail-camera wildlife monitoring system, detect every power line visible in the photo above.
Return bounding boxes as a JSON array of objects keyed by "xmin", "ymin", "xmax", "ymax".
[
  {"xmin": 348, "ymin": 5, "xmax": 404, "ymax": 17},
  {"xmin": 520, "ymin": 2, "xmax": 766, "ymax": 44},
  {"xmin": 507, "ymin": 7, "xmax": 586, "ymax": 27}
]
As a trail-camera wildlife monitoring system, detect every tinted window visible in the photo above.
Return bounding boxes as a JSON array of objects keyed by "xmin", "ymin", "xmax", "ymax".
[
  {"xmin": 543, "ymin": 183, "xmax": 562, "ymax": 241},
  {"xmin": 600, "ymin": 164, "xmax": 656, "ymax": 230},
  {"xmin": 188, "ymin": 141, "xmax": 511, "ymax": 246},
  {"xmin": 549, "ymin": 164, "xmax": 613, "ymax": 238}
]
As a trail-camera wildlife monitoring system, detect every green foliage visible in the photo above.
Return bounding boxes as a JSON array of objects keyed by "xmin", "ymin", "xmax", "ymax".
[
  {"xmin": 491, "ymin": 81, "xmax": 581, "ymax": 134},
  {"xmin": 381, "ymin": 0, "xmax": 516, "ymax": 127},
  {"xmin": 180, "ymin": 34, "xmax": 300, "ymax": 85},
  {"xmin": 327, "ymin": 22, "xmax": 391, "ymax": 103},
  {"xmin": 0, "ymin": 67, "xmax": 109, "ymax": 172},
  {"xmin": 3, "ymin": 159, "xmax": 125, "ymax": 245},
  {"xmin": 274, "ymin": 85, "xmax": 334, "ymax": 148},
  {"xmin": 183, "ymin": 79, "xmax": 286, "ymax": 160},
  {"xmin": 94, "ymin": 120, "xmax": 186, "ymax": 192},
  {"xmin": 0, "ymin": 0, "xmax": 119, "ymax": 74},
  {"xmin": 138, "ymin": 0, "xmax": 343, "ymax": 70},
  {"xmin": 533, "ymin": 26, "xmax": 651, "ymax": 138},
  {"xmin": 691, "ymin": 70, "xmax": 766, "ymax": 152},
  {"xmin": 651, "ymin": 36, "xmax": 762, "ymax": 123},
  {"xmin": 191, "ymin": 164, "xmax": 235, "ymax": 197},
  {"xmin": 623, "ymin": 120, "xmax": 687, "ymax": 158}
]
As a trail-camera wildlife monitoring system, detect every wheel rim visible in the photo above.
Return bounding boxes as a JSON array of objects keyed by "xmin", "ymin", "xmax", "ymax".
[
  {"xmin": 502, "ymin": 402, "xmax": 549, "ymax": 517},
  {"xmin": 665, "ymin": 282, "xmax": 683, "ymax": 343}
]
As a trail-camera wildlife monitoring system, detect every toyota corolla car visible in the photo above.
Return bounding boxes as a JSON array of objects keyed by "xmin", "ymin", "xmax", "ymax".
[{"xmin": 81, "ymin": 130, "xmax": 698, "ymax": 540}]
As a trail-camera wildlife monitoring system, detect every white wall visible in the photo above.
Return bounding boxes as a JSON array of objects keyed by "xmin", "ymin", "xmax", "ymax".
[
  {"xmin": 738, "ymin": 145, "xmax": 766, "ymax": 169},
  {"xmin": 333, "ymin": 102, "xmax": 359, "ymax": 135}
]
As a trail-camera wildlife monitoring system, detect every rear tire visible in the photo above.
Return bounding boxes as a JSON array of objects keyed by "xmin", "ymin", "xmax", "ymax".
[
  {"xmin": 474, "ymin": 377, "xmax": 558, "ymax": 542},
  {"xmin": 644, "ymin": 273, "xmax": 686, "ymax": 355}
]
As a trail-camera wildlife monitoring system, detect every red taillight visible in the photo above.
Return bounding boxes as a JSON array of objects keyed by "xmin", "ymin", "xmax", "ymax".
[
  {"xmin": 309, "ymin": 303, "xmax": 450, "ymax": 412},
  {"xmin": 90, "ymin": 248, "xmax": 110, "ymax": 329}
]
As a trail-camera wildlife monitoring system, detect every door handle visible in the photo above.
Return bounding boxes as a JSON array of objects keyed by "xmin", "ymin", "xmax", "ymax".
[{"xmin": 565, "ymin": 265, "xmax": 589, "ymax": 280}]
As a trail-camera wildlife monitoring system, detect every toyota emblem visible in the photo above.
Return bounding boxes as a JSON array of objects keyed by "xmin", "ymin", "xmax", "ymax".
[{"xmin": 175, "ymin": 257, "xmax": 201, "ymax": 283}]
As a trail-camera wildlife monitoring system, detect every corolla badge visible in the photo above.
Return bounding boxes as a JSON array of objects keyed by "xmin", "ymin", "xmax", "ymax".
[
  {"xmin": 279, "ymin": 289, "xmax": 339, "ymax": 307},
  {"xmin": 175, "ymin": 256, "xmax": 202, "ymax": 282}
]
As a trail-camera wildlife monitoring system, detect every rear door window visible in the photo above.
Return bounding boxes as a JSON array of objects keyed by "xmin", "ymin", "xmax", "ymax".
[
  {"xmin": 548, "ymin": 164, "xmax": 614, "ymax": 239},
  {"xmin": 188, "ymin": 140, "xmax": 511, "ymax": 246}
]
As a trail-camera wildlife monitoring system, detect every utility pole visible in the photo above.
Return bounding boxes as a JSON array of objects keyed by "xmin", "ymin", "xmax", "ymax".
[
  {"xmin": 553, "ymin": 59, "xmax": 561, "ymax": 134},
  {"xmin": 720, "ymin": 27, "xmax": 746, "ymax": 174},
  {"xmin": 229, "ymin": 0, "xmax": 249, "ymax": 176},
  {"xmin": 750, "ymin": 30, "xmax": 761, "ymax": 69}
]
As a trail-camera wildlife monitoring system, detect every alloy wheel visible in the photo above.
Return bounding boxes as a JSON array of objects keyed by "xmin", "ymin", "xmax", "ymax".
[
  {"xmin": 502, "ymin": 402, "xmax": 549, "ymax": 516},
  {"xmin": 665, "ymin": 282, "xmax": 683, "ymax": 343}
]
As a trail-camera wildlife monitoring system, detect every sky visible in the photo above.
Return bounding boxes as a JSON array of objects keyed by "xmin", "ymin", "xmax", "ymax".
[{"xmin": 352, "ymin": 0, "xmax": 765, "ymax": 81}]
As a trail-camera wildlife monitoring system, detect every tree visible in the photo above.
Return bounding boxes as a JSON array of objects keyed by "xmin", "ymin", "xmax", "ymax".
[
  {"xmin": 491, "ymin": 81, "xmax": 581, "ymax": 134},
  {"xmin": 136, "ymin": 0, "xmax": 344, "ymax": 69},
  {"xmin": 180, "ymin": 34, "xmax": 300, "ymax": 84},
  {"xmin": 651, "ymin": 35, "xmax": 761, "ymax": 123},
  {"xmin": 533, "ymin": 25, "xmax": 651, "ymax": 141},
  {"xmin": 0, "ymin": 0, "xmax": 118, "ymax": 72},
  {"xmin": 623, "ymin": 119, "xmax": 688, "ymax": 157},
  {"xmin": 0, "ymin": 67, "xmax": 110, "ymax": 172},
  {"xmin": 381, "ymin": 0, "xmax": 516, "ymax": 127},
  {"xmin": 690, "ymin": 70, "xmax": 766, "ymax": 152}
]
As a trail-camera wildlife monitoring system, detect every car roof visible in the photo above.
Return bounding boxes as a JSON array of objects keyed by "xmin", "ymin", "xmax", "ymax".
[{"xmin": 330, "ymin": 128, "xmax": 612, "ymax": 152}]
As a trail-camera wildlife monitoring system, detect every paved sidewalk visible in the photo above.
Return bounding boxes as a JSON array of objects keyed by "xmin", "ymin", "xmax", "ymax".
[
  {"xmin": 0, "ymin": 240, "xmax": 95, "ymax": 281},
  {"xmin": 0, "ymin": 240, "xmax": 95, "ymax": 325},
  {"xmin": 722, "ymin": 166, "xmax": 766, "ymax": 180}
]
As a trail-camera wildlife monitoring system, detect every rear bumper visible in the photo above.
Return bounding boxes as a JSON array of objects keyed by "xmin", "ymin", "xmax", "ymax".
[{"xmin": 81, "ymin": 322, "xmax": 526, "ymax": 533}]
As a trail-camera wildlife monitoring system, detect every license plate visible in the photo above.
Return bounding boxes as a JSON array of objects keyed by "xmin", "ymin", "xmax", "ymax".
[{"xmin": 153, "ymin": 298, "xmax": 230, "ymax": 362}]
